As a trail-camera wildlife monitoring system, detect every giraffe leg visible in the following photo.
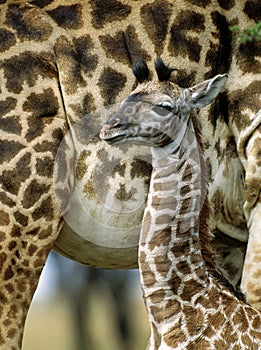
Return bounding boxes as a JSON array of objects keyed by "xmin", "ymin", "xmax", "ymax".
[
  {"xmin": 0, "ymin": 221, "xmax": 62, "ymax": 350},
  {"xmin": 242, "ymin": 203, "xmax": 261, "ymax": 309},
  {"xmin": 240, "ymin": 125, "xmax": 261, "ymax": 309}
]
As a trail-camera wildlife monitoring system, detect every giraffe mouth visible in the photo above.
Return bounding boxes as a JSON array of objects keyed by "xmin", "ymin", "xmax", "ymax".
[{"xmin": 100, "ymin": 125, "xmax": 127, "ymax": 144}]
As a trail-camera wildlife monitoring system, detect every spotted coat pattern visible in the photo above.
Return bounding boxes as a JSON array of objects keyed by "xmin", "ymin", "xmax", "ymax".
[
  {"xmin": 0, "ymin": 0, "xmax": 260, "ymax": 348},
  {"xmin": 101, "ymin": 73, "xmax": 261, "ymax": 349}
]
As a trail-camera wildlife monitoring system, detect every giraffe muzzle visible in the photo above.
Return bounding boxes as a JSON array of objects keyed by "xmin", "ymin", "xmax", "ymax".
[{"xmin": 99, "ymin": 121, "xmax": 127, "ymax": 144}]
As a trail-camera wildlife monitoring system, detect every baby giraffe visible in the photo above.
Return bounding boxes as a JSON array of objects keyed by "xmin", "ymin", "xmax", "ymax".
[{"xmin": 100, "ymin": 58, "xmax": 261, "ymax": 349}]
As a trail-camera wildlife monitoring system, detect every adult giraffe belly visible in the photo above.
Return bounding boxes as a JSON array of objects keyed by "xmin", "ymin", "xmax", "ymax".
[
  {"xmin": 53, "ymin": 116, "xmax": 248, "ymax": 269},
  {"xmin": 54, "ymin": 139, "xmax": 248, "ymax": 269},
  {"xmin": 54, "ymin": 138, "xmax": 151, "ymax": 269}
]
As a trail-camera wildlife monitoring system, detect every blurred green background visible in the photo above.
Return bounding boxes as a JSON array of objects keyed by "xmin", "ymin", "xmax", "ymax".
[{"xmin": 23, "ymin": 252, "xmax": 149, "ymax": 350}]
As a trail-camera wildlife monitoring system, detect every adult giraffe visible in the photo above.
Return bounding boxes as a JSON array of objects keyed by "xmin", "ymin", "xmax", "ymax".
[{"xmin": 0, "ymin": 0, "xmax": 260, "ymax": 348}]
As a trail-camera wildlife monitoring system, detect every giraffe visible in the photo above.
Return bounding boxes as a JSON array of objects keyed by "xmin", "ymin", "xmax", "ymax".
[
  {"xmin": 0, "ymin": 1, "xmax": 260, "ymax": 348},
  {"xmin": 100, "ymin": 58, "xmax": 261, "ymax": 349}
]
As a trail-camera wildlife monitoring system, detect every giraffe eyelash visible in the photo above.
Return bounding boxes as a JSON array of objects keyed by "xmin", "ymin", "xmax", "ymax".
[
  {"xmin": 152, "ymin": 101, "xmax": 180, "ymax": 117},
  {"xmin": 152, "ymin": 103, "xmax": 173, "ymax": 117},
  {"xmin": 155, "ymin": 101, "xmax": 174, "ymax": 111}
]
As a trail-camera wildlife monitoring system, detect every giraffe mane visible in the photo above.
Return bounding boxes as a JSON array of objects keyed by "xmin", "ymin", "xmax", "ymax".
[{"xmin": 191, "ymin": 110, "xmax": 245, "ymax": 301}]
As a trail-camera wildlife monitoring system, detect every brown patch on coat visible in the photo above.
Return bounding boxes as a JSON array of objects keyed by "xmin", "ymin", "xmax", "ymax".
[
  {"xmin": 169, "ymin": 10, "xmax": 205, "ymax": 62},
  {"xmin": 0, "ymin": 153, "xmax": 31, "ymax": 195},
  {"xmin": 217, "ymin": 0, "xmax": 235, "ymax": 9},
  {"xmin": 154, "ymin": 253, "xmax": 172, "ymax": 278},
  {"xmin": 4, "ymin": 266, "xmax": 14, "ymax": 280},
  {"xmin": 155, "ymin": 214, "xmax": 172, "ymax": 225},
  {"xmin": 142, "ymin": 210, "xmax": 152, "ymax": 236},
  {"xmin": 90, "ymin": 0, "xmax": 131, "ymax": 29},
  {"xmin": 27, "ymin": 244, "xmax": 38, "ymax": 257},
  {"xmin": 115, "ymin": 184, "xmax": 132, "ymax": 201},
  {"xmin": 237, "ymin": 40, "xmax": 261, "ymax": 74},
  {"xmin": 23, "ymin": 88, "xmax": 59, "ymax": 119},
  {"xmin": 98, "ymin": 67, "xmax": 126, "ymax": 105},
  {"xmin": 232, "ymin": 308, "xmax": 249, "ymax": 333},
  {"xmin": 54, "ymin": 36, "xmax": 86, "ymax": 95},
  {"xmin": 0, "ymin": 115, "xmax": 22, "ymax": 135},
  {"xmin": 0, "ymin": 97, "xmax": 17, "ymax": 118},
  {"xmin": 26, "ymin": 117, "xmax": 47, "ymax": 142},
  {"xmin": 172, "ymin": 239, "xmax": 190, "ymax": 258},
  {"xmin": 229, "ymin": 81, "xmax": 260, "ymax": 131},
  {"xmin": 0, "ymin": 253, "xmax": 7, "ymax": 274},
  {"xmin": 75, "ymin": 150, "xmax": 89, "ymax": 181},
  {"xmin": 30, "ymin": 0, "xmax": 53, "ymax": 7},
  {"xmin": 36, "ymin": 156, "xmax": 54, "ymax": 178},
  {"xmin": 140, "ymin": 0, "xmax": 173, "ymax": 56},
  {"xmin": 139, "ymin": 250, "xmax": 156, "ymax": 288},
  {"xmin": 180, "ymin": 278, "xmax": 204, "ymax": 302},
  {"xmin": 99, "ymin": 25, "xmax": 151, "ymax": 65},
  {"xmin": 184, "ymin": 0, "xmax": 211, "ymax": 6},
  {"xmin": 73, "ymin": 35, "xmax": 98, "ymax": 74},
  {"xmin": 151, "ymin": 196, "xmax": 177, "ymax": 210},
  {"xmin": 148, "ymin": 227, "xmax": 172, "ymax": 251},
  {"xmin": 0, "ymin": 28, "xmax": 16, "ymax": 52},
  {"xmin": 244, "ymin": 0, "xmax": 261, "ymax": 21},
  {"xmin": 205, "ymin": 10, "xmax": 232, "ymax": 78},
  {"xmin": 47, "ymin": 4, "xmax": 83, "ymax": 29},
  {"xmin": 38, "ymin": 225, "xmax": 52, "ymax": 240},
  {"xmin": 245, "ymin": 177, "xmax": 260, "ymax": 206},
  {"xmin": 1, "ymin": 51, "xmax": 56, "ymax": 94},
  {"xmin": 184, "ymin": 305, "xmax": 205, "ymax": 336},
  {"xmin": 150, "ymin": 298, "xmax": 181, "ymax": 324},
  {"xmin": 167, "ymin": 273, "xmax": 182, "ymax": 292},
  {"xmin": 32, "ymin": 196, "xmax": 54, "ymax": 221},
  {"xmin": 5, "ymin": 4, "xmax": 53, "ymax": 41},
  {"xmin": 0, "ymin": 210, "xmax": 10, "ymax": 226},
  {"xmin": 149, "ymin": 290, "xmax": 166, "ymax": 304},
  {"xmin": 22, "ymin": 180, "xmax": 51, "ymax": 209},
  {"xmin": 14, "ymin": 211, "xmax": 28, "ymax": 226},
  {"xmin": 0, "ymin": 140, "xmax": 25, "ymax": 165},
  {"xmin": 251, "ymin": 133, "xmax": 261, "ymax": 167},
  {"xmin": 164, "ymin": 325, "xmax": 186, "ymax": 347}
]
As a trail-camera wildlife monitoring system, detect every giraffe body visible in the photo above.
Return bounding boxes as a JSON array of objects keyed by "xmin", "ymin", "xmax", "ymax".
[
  {"xmin": 0, "ymin": 0, "xmax": 260, "ymax": 347},
  {"xmin": 101, "ymin": 59, "xmax": 261, "ymax": 349}
]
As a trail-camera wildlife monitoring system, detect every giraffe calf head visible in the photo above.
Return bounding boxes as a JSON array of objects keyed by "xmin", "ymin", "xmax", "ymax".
[{"xmin": 100, "ymin": 58, "xmax": 227, "ymax": 148}]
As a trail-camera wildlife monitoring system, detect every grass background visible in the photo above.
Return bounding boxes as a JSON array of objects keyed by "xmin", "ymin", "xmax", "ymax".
[{"xmin": 23, "ymin": 254, "xmax": 149, "ymax": 350}]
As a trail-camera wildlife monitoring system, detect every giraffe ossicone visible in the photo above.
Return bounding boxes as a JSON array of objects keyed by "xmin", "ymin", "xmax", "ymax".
[{"xmin": 101, "ymin": 59, "xmax": 261, "ymax": 349}]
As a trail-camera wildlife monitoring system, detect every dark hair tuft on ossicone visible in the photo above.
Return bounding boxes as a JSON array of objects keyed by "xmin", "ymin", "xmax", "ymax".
[
  {"xmin": 132, "ymin": 59, "xmax": 150, "ymax": 83},
  {"xmin": 155, "ymin": 57, "xmax": 177, "ymax": 81}
]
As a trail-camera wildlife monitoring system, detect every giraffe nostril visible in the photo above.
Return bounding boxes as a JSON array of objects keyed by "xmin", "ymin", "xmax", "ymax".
[
  {"xmin": 99, "ymin": 124, "xmax": 111, "ymax": 139},
  {"xmin": 99, "ymin": 119, "xmax": 123, "ymax": 140},
  {"xmin": 112, "ymin": 118, "xmax": 121, "ymax": 127}
]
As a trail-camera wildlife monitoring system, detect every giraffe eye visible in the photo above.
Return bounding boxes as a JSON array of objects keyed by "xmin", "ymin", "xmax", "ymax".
[{"xmin": 152, "ymin": 102, "xmax": 173, "ymax": 116}]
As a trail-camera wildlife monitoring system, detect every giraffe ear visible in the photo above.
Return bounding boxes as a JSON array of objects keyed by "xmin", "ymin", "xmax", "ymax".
[{"xmin": 188, "ymin": 74, "xmax": 228, "ymax": 108}]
